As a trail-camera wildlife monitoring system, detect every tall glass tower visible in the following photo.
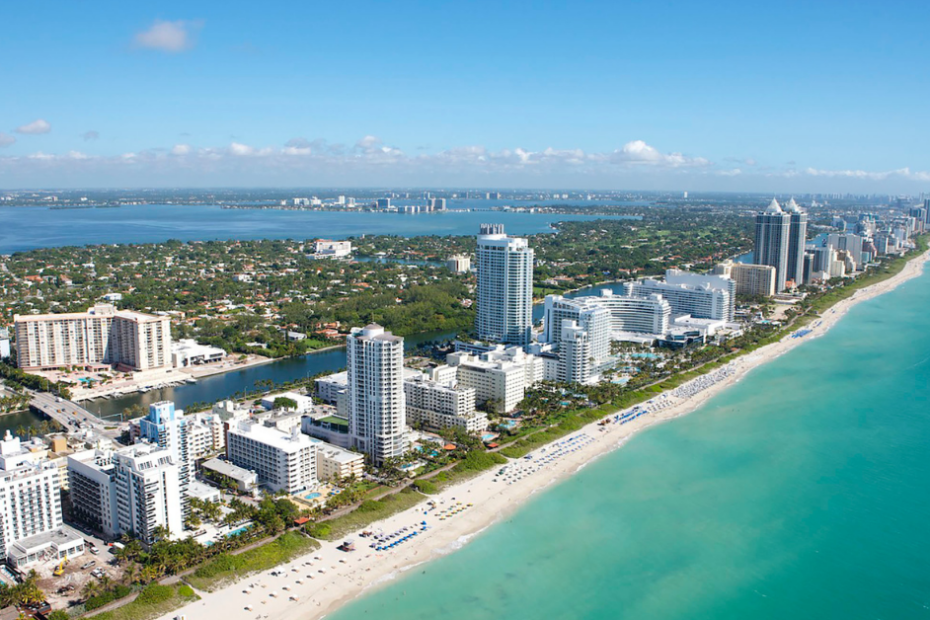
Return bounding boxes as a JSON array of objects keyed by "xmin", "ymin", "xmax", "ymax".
[
  {"xmin": 754, "ymin": 199, "xmax": 791, "ymax": 292},
  {"xmin": 784, "ymin": 198, "xmax": 808, "ymax": 287}
]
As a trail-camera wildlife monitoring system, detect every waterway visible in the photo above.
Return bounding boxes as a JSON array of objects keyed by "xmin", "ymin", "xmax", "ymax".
[
  {"xmin": 0, "ymin": 201, "xmax": 640, "ymax": 255},
  {"xmin": 86, "ymin": 276, "xmax": 640, "ymax": 419},
  {"xmin": 326, "ymin": 258, "xmax": 930, "ymax": 619},
  {"xmin": 86, "ymin": 329, "xmax": 458, "ymax": 420}
]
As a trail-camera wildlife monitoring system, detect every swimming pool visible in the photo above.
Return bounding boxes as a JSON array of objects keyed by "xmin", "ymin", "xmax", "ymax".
[
  {"xmin": 226, "ymin": 525, "xmax": 251, "ymax": 537},
  {"xmin": 305, "ymin": 492, "xmax": 321, "ymax": 500}
]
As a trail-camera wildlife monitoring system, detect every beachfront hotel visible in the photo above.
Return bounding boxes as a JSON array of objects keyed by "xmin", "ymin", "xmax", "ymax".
[
  {"xmin": 14, "ymin": 304, "xmax": 172, "ymax": 371},
  {"xmin": 624, "ymin": 270, "xmax": 735, "ymax": 322},
  {"xmin": 226, "ymin": 421, "xmax": 317, "ymax": 494},
  {"xmin": 754, "ymin": 199, "xmax": 792, "ymax": 291},
  {"xmin": 437, "ymin": 345, "xmax": 543, "ymax": 413},
  {"xmin": 346, "ymin": 324, "xmax": 408, "ymax": 465},
  {"xmin": 713, "ymin": 261, "xmax": 777, "ymax": 298},
  {"xmin": 475, "ymin": 224, "xmax": 534, "ymax": 346},
  {"xmin": 403, "ymin": 373, "xmax": 488, "ymax": 433}
]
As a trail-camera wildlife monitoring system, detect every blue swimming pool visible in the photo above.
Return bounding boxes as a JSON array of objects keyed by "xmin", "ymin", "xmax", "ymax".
[
  {"xmin": 305, "ymin": 492, "xmax": 321, "ymax": 500},
  {"xmin": 226, "ymin": 526, "xmax": 251, "ymax": 537}
]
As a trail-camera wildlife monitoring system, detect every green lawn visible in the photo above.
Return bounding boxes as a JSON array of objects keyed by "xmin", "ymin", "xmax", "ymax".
[
  {"xmin": 86, "ymin": 583, "xmax": 199, "ymax": 620},
  {"xmin": 306, "ymin": 487, "xmax": 426, "ymax": 541},
  {"xmin": 185, "ymin": 531, "xmax": 319, "ymax": 592}
]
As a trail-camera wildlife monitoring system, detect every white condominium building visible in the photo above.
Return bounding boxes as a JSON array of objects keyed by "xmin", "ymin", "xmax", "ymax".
[
  {"xmin": 475, "ymin": 224, "xmax": 534, "ymax": 346},
  {"xmin": 541, "ymin": 296, "xmax": 611, "ymax": 362},
  {"xmin": 227, "ymin": 421, "xmax": 317, "ymax": 494},
  {"xmin": 404, "ymin": 373, "xmax": 487, "ymax": 434},
  {"xmin": 439, "ymin": 346, "xmax": 542, "ymax": 413},
  {"xmin": 139, "ymin": 401, "xmax": 190, "ymax": 519},
  {"xmin": 558, "ymin": 320, "xmax": 595, "ymax": 385},
  {"xmin": 347, "ymin": 324, "xmax": 408, "ymax": 465},
  {"xmin": 68, "ymin": 444, "xmax": 184, "ymax": 544},
  {"xmin": 713, "ymin": 261, "xmax": 776, "ymax": 298},
  {"xmin": 0, "ymin": 432, "xmax": 64, "ymax": 560},
  {"xmin": 826, "ymin": 233, "xmax": 865, "ymax": 268},
  {"xmin": 445, "ymin": 254, "xmax": 471, "ymax": 273},
  {"xmin": 311, "ymin": 239, "xmax": 353, "ymax": 259},
  {"xmin": 14, "ymin": 304, "xmax": 171, "ymax": 371},
  {"xmin": 664, "ymin": 270, "xmax": 736, "ymax": 321},
  {"xmin": 624, "ymin": 270, "xmax": 734, "ymax": 323},
  {"xmin": 754, "ymin": 199, "xmax": 792, "ymax": 291}
]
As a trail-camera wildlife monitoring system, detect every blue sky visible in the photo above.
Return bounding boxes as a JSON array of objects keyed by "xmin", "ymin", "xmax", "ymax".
[{"xmin": 2, "ymin": 0, "xmax": 929, "ymax": 191}]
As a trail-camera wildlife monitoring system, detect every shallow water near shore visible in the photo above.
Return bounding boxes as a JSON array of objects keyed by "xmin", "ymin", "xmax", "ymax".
[{"xmin": 328, "ymin": 269, "xmax": 930, "ymax": 619}]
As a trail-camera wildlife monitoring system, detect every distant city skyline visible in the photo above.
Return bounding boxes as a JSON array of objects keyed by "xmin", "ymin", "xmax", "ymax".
[{"xmin": 2, "ymin": 1, "xmax": 929, "ymax": 191}]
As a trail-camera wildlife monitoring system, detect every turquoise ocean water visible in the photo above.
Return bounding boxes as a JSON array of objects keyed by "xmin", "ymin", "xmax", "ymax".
[{"xmin": 329, "ymin": 268, "xmax": 930, "ymax": 619}]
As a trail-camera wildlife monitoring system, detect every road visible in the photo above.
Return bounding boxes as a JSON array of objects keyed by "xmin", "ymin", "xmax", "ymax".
[{"xmin": 28, "ymin": 391, "xmax": 123, "ymax": 439}]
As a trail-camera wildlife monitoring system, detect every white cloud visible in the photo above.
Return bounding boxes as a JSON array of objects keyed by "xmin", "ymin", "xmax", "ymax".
[
  {"xmin": 228, "ymin": 142, "xmax": 254, "ymax": 156},
  {"xmin": 133, "ymin": 20, "xmax": 201, "ymax": 53},
  {"xmin": 609, "ymin": 140, "xmax": 710, "ymax": 168},
  {"xmin": 800, "ymin": 167, "xmax": 930, "ymax": 182},
  {"xmin": 356, "ymin": 135, "xmax": 382, "ymax": 150},
  {"xmin": 5, "ymin": 135, "xmax": 929, "ymax": 191},
  {"xmin": 16, "ymin": 119, "xmax": 51, "ymax": 135},
  {"xmin": 0, "ymin": 133, "xmax": 15, "ymax": 148}
]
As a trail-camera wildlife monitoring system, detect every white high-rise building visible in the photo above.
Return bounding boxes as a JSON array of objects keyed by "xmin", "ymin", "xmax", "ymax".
[
  {"xmin": 438, "ymin": 346, "xmax": 542, "ymax": 413},
  {"xmin": 476, "ymin": 224, "xmax": 534, "ymax": 346},
  {"xmin": 68, "ymin": 444, "xmax": 184, "ymax": 544},
  {"xmin": 754, "ymin": 199, "xmax": 792, "ymax": 291},
  {"xmin": 347, "ymin": 324, "xmax": 408, "ymax": 465},
  {"xmin": 624, "ymin": 270, "xmax": 734, "ymax": 322},
  {"xmin": 664, "ymin": 270, "xmax": 735, "ymax": 321},
  {"xmin": 785, "ymin": 198, "xmax": 808, "ymax": 286},
  {"xmin": 113, "ymin": 444, "xmax": 183, "ymax": 543},
  {"xmin": 139, "ymin": 401, "xmax": 190, "ymax": 520},
  {"xmin": 14, "ymin": 304, "xmax": 172, "ymax": 371},
  {"xmin": 558, "ymin": 320, "xmax": 595, "ymax": 384},
  {"xmin": 226, "ymin": 421, "xmax": 317, "ymax": 494},
  {"xmin": 0, "ymin": 432, "xmax": 64, "ymax": 560},
  {"xmin": 541, "ymin": 296, "xmax": 610, "ymax": 362},
  {"xmin": 827, "ymin": 233, "xmax": 865, "ymax": 269},
  {"xmin": 403, "ymin": 374, "xmax": 487, "ymax": 433}
]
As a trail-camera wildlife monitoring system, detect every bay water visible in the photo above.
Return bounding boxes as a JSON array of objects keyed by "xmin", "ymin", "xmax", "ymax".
[{"xmin": 327, "ymin": 268, "xmax": 930, "ymax": 619}]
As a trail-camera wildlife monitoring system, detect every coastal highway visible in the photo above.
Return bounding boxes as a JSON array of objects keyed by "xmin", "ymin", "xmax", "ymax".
[{"xmin": 29, "ymin": 391, "xmax": 122, "ymax": 439}]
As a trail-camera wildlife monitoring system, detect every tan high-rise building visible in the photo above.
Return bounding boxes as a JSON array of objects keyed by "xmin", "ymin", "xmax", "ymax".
[
  {"xmin": 713, "ymin": 261, "xmax": 776, "ymax": 298},
  {"xmin": 14, "ymin": 304, "xmax": 171, "ymax": 371}
]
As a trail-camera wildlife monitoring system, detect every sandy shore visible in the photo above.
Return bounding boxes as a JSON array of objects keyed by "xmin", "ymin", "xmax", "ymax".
[{"xmin": 158, "ymin": 248, "xmax": 929, "ymax": 620}]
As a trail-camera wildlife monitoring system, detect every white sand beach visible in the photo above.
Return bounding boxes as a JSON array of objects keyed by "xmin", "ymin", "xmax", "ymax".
[{"xmin": 158, "ymin": 248, "xmax": 929, "ymax": 620}]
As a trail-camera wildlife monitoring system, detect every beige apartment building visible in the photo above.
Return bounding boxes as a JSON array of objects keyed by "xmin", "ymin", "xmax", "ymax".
[
  {"xmin": 713, "ymin": 261, "xmax": 777, "ymax": 298},
  {"xmin": 14, "ymin": 304, "xmax": 171, "ymax": 371}
]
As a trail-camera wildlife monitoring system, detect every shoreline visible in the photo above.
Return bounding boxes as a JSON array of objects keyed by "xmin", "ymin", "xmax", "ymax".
[{"xmin": 157, "ymin": 247, "xmax": 930, "ymax": 620}]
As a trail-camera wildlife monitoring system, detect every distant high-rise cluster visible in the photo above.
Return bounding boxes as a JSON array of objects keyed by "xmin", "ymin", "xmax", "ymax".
[{"xmin": 475, "ymin": 224, "xmax": 534, "ymax": 346}]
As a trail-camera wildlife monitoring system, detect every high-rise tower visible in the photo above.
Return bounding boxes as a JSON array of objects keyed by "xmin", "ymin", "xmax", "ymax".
[
  {"xmin": 754, "ymin": 199, "xmax": 791, "ymax": 292},
  {"xmin": 476, "ymin": 224, "xmax": 534, "ymax": 346},
  {"xmin": 784, "ymin": 198, "xmax": 808, "ymax": 287},
  {"xmin": 347, "ymin": 324, "xmax": 407, "ymax": 465}
]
